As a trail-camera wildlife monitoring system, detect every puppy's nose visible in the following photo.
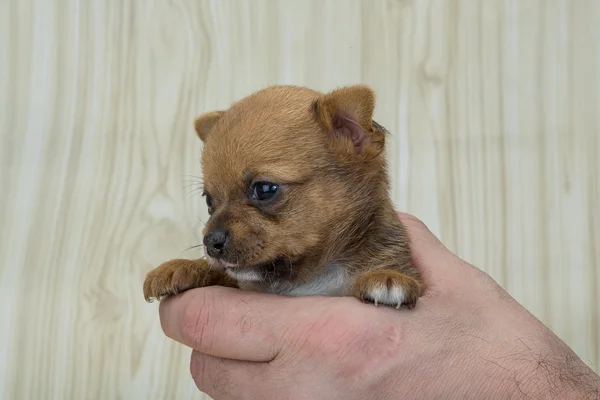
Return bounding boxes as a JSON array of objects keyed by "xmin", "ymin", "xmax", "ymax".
[{"xmin": 203, "ymin": 228, "xmax": 229, "ymax": 257}]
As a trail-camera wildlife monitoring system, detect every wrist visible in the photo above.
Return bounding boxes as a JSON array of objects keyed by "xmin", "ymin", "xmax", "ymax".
[{"xmin": 483, "ymin": 342, "xmax": 600, "ymax": 399}]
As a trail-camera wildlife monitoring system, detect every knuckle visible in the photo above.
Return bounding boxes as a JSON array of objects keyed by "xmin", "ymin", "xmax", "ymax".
[
  {"xmin": 236, "ymin": 308, "xmax": 254, "ymax": 337},
  {"xmin": 327, "ymin": 320, "xmax": 402, "ymax": 383},
  {"xmin": 190, "ymin": 350, "xmax": 206, "ymax": 386},
  {"xmin": 181, "ymin": 290, "xmax": 218, "ymax": 351},
  {"xmin": 467, "ymin": 265, "xmax": 513, "ymax": 302},
  {"xmin": 191, "ymin": 352, "xmax": 234, "ymax": 397},
  {"xmin": 399, "ymin": 212, "xmax": 427, "ymax": 231},
  {"xmin": 209, "ymin": 360, "xmax": 234, "ymax": 396}
]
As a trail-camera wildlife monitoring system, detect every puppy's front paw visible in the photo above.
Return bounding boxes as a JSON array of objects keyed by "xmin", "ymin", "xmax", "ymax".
[
  {"xmin": 352, "ymin": 269, "xmax": 422, "ymax": 309},
  {"xmin": 143, "ymin": 259, "xmax": 213, "ymax": 302}
]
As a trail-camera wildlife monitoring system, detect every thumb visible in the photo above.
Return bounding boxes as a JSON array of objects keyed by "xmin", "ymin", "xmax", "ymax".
[{"xmin": 159, "ymin": 286, "xmax": 305, "ymax": 362}]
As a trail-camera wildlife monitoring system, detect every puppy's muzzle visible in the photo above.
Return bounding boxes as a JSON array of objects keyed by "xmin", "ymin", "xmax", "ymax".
[{"xmin": 203, "ymin": 227, "xmax": 229, "ymax": 258}]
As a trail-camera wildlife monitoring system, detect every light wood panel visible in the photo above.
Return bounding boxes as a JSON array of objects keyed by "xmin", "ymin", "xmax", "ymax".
[{"xmin": 0, "ymin": 1, "xmax": 598, "ymax": 399}]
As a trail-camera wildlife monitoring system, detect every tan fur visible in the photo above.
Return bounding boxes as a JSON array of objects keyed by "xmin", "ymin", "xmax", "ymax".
[
  {"xmin": 143, "ymin": 85, "xmax": 424, "ymax": 309},
  {"xmin": 143, "ymin": 259, "xmax": 237, "ymax": 302},
  {"xmin": 194, "ymin": 111, "xmax": 224, "ymax": 141}
]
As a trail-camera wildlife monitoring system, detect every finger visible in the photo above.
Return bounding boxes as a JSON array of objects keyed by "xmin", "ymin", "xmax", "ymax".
[
  {"xmin": 159, "ymin": 286, "xmax": 288, "ymax": 362},
  {"xmin": 396, "ymin": 212, "xmax": 445, "ymax": 254},
  {"xmin": 190, "ymin": 350, "xmax": 264, "ymax": 400},
  {"xmin": 396, "ymin": 212, "xmax": 469, "ymax": 283}
]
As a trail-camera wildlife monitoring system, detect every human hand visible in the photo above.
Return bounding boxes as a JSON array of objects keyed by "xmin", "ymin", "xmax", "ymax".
[{"xmin": 158, "ymin": 213, "xmax": 600, "ymax": 399}]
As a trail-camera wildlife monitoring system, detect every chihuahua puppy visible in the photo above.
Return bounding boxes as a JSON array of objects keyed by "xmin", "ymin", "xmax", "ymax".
[{"xmin": 143, "ymin": 85, "xmax": 423, "ymax": 309}]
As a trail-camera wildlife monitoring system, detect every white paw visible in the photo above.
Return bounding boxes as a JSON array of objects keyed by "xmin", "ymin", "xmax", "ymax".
[{"xmin": 362, "ymin": 284, "xmax": 406, "ymax": 309}]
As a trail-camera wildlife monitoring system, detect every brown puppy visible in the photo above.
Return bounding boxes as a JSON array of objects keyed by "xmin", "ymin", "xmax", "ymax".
[{"xmin": 143, "ymin": 85, "xmax": 423, "ymax": 309}]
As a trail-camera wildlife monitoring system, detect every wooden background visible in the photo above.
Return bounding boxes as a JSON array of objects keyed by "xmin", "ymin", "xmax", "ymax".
[{"xmin": 1, "ymin": 0, "xmax": 598, "ymax": 398}]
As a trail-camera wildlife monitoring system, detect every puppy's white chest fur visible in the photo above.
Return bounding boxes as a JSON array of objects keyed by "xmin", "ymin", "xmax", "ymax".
[{"xmin": 268, "ymin": 263, "xmax": 352, "ymax": 297}]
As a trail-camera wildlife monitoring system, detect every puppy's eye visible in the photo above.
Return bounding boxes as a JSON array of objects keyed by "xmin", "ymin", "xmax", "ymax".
[
  {"xmin": 203, "ymin": 192, "xmax": 214, "ymax": 214},
  {"xmin": 252, "ymin": 182, "xmax": 279, "ymax": 201}
]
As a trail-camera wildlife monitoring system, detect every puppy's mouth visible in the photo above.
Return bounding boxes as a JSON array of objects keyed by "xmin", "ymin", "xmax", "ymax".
[{"xmin": 209, "ymin": 256, "xmax": 293, "ymax": 282}]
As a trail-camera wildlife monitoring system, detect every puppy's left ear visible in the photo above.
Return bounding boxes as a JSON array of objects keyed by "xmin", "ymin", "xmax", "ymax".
[
  {"xmin": 312, "ymin": 85, "xmax": 384, "ymax": 159},
  {"xmin": 194, "ymin": 111, "xmax": 224, "ymax": 142}
]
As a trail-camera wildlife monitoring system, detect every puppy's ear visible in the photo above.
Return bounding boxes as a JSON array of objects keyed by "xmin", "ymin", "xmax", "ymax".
[
  {"xmin": 194, "ymin": 111, "xmax": 224, "ymax": 142},
  {"xmin": 312, "ymin": 85, "xmax": 384, "ymax": 158}
]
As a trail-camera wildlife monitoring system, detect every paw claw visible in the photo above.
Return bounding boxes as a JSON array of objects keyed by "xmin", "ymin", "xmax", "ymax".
[{"xmin": 143, "ymin": 259, "xmax": 208, "ymax": 302}]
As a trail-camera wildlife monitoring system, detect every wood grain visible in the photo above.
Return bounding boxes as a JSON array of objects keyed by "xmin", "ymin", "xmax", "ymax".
[{"xmin": 0, "ymin": 1, "xmax": 598, "ymax": 398}]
